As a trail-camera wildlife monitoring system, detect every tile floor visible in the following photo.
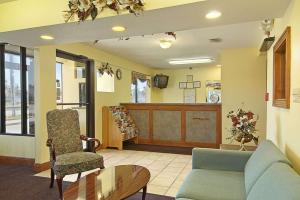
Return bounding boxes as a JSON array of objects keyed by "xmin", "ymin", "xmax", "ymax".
[{"xmin": 35, "ymin": 149, "xmax": 192, "ymax": 197}]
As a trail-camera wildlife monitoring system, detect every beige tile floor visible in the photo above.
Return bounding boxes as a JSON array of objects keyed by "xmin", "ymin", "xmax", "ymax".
[{"xmin": 35, "ymin": 149, "xmax": 192, "ymax": 197}]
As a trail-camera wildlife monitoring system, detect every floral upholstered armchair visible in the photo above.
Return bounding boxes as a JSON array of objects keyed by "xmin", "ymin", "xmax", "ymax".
[{"xmin": 46, "ymin": 109, "xmax": 104, "ymax": 199}]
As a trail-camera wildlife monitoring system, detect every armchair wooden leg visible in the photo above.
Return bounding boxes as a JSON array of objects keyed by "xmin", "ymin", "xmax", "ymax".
[
  {"xmin": 50, "ymin": 168, "xmax": 54, "ymax": 188},
  {"xmin": 77, "ymin": 172, "xmax": 81, "ymax": 180},
  {"xmin": 56, "ymin": 177, "xmax": 63, "ymax": 199}
]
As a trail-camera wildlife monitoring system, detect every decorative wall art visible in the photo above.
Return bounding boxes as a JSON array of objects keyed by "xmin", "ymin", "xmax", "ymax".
[
  {"xmin": 206, "ymin": 80, "xmax": 221, "ymax": 103},
  {"xmin": 184, "ymin": 89, "xmax": 196, "ymax": 103},
  {"xmin": 193, "ymin": 81, "xmax": 201, "ymax": 88},
  {"xmin": 179, "ymin": 82, "xmax": 187, "ymax": 89},
  {"xmin": 186, "ymin": 82, "xmax": 194, "ymax": 89},
  {"xmin": 116, "ymin": 69, "xmax": 122, "ymax": 80},
  {"xmin": 64, "ymin": 0, "xmax": 145, "ymax": 22},
  {"xmin": 187, "ymin": 75, "xmax": 193, "ymax": 82}
]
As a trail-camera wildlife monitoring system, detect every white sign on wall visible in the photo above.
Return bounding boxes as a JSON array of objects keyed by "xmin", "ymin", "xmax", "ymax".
[{"xmin": 97, "ymin": 72, "xmax": 115, "ymax": 93}]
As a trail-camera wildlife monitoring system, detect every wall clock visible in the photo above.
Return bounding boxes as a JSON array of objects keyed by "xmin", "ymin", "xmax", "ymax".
[{"xmin": 116, "ymin": 69, "xmax": 122, "ymax": 80}]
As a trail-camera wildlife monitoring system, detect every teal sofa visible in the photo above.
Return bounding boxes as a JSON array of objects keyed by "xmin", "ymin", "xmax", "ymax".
[{"xmin": 176, "ymin": 140, "xmax": 300, "ymax": 200}]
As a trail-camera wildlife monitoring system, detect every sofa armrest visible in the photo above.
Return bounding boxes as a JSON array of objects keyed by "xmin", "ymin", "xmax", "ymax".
[{"xmin": 192, "ymin": 148, "xmax": 253, "ymax": 172}]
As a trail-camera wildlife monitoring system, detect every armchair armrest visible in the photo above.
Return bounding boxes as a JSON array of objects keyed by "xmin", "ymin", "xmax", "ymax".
[
  {"xmin": 46, "ymin": 139, "xmax": 56, "ymax": 161},
  {"xmin": 192, "ymin": 148, "xmax": 253, "ymax": 172},
  {"xmin": 80, "ymin": 135, "xmax": 101, "ymax": 153}
]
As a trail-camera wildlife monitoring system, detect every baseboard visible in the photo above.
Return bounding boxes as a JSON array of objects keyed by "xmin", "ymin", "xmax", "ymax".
[
  {"xmin": 0, "ymin": 155, "xmax": 35, "ymax": 166},
  {"xmin": 34, "ymin": 161, "xmax": 50, "ymax": 173}
]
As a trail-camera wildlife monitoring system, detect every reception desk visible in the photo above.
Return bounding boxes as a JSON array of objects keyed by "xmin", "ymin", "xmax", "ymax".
[{"xmin": 122, "ymin": 103, "xmax": 222, "ymax": 148}]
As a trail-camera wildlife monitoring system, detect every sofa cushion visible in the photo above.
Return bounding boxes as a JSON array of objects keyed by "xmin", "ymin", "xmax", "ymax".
[
  {"xmin": 244, "ymin": 140, "xmax": 291, "ymax": 195},
  {"xmin": 247, "ymin": 162, "xmax": 300, "ymax": 200},
  {"xmin": 176, "ymin": 169, "xmax": 246, "ymax": 200}
]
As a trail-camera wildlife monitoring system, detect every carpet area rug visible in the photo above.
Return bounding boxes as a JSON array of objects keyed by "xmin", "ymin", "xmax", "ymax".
[{"xmin": 0, "ymin": 165, "xmax": 174, "ymax": 200}]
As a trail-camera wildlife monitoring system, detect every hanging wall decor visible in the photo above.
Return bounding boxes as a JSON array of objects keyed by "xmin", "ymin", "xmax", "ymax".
[
  {"xmin": 64, "ymin": 0, "xmax": 145, "ymax": 22},
  {"xmin": 98, "ymin": 62, "xmax": 114, "ymax": 76},
  {"xmin": 116, "ymin": 69, "xmax": 122, "ymax": 80}
]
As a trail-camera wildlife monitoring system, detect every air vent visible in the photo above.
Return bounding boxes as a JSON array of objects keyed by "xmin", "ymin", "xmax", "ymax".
[{"xmin": 209, "ymin": 38, "xmax": 222, "ymax": 43}]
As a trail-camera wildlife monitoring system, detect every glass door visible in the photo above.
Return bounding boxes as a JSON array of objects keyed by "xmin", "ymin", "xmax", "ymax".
[{"xmin": 56, "ymin": 50, "xmax": 95, "ymax": 150}]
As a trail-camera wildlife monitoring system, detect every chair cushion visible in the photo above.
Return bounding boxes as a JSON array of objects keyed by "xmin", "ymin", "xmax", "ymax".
[
  {"xmin": 176, "ymin": 169, "xmax": 246, "ymax": 200},
  {"xmin": 244, "ymin": 140, "xmax": 291, "ymax": 194},
  {"xmin": 53, "ymin": 152, "xmax": 104, "ymax": 177},
  {"xmin": 247, "ymin": 162, "xmax": 300, "ymax": 200}
]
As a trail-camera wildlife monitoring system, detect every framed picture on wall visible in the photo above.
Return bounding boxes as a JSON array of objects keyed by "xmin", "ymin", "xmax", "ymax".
[
  {"xmin": 187, "ymin": 75, "xmax": 193, "ymax": 82},
  {"xmin": 184, "ymin": 89, "xmax": 196, "ymax": 103},
  {"xmin": 179, "ymin": 82, "xmax": 187, "ymax": 89},
  {"xmin": 193, "ymin": 81, "xmax": 201, "ymax": 88},
  {"xmin": 186, "ymin": 82, "xmax": 194, "ymax": 89}
]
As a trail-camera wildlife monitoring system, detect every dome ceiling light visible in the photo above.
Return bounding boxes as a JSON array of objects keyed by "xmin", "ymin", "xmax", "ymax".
[
  {"xmin": 160, "ymin": 39, "xmax": 173, "ymax": 49},
  {"xmin": 206, "ymin": 10, "xmax": 222, "ymax": 19}
]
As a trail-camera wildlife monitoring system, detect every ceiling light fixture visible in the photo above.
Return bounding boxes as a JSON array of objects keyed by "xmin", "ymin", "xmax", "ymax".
[
  {"xmin": 40, "ymin": 35, "xmax": 54, "ymax": 40},
  {"xmin": 169, "ymin": 58, "xmax": 213, "ymax": 65},
  {"xmin": 160, "ymin": 39, "xmax": 172, "ymax": 49},
  {"xmin": 112, "ymin": 26, "xmax": 126, "ymax": 32},
  {"xmin": 206, "ymin": 10, "xmax": 222, "ymax": 19}
]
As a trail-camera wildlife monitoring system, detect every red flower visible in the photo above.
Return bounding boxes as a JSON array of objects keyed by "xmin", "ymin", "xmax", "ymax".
[
  {"xmin": 231, "ymin": 117, "xmax": 239, "ymax": 126},
  {"xmin": 247, "ymin": 112, "xmax": 254, "ymax": 120}
]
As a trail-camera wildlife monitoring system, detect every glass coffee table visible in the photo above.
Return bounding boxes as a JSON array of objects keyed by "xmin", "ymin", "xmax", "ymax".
[{"xmin": 63, "ymin": 165, "xmax": 151, "ymax": 200}]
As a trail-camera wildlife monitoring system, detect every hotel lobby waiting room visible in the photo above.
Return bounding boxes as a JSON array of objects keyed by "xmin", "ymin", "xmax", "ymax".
[{"xmin": 0, "ymin": 0, "xmax": 300, "ymax": 200}]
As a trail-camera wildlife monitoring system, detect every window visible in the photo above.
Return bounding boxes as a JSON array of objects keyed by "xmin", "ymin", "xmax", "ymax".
[
  {"xmin": 56, "ymin": 62, "xmax": 63, "ymax": 103},
  {"xmin": 131, "ymin": 71, "xmax": 150, "ymax": 103},
  {"xmin": 273, "ymin": 26, "xmax": 291, "ymax": 109},
  {"xmin": 0, "ymin": 44, "xmax": 35, "ymax": 135}
]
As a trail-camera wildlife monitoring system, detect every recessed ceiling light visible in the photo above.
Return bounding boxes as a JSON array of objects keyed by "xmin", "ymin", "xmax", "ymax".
[
  {"xmin": 169, "ymin": 58, "xmax": 213, "ymax": 65},
  {"xmin": 40, "ymin": 35, "xmax": 54, "ymax": 40},
  {"xmin": 206, "ymin": 10, "xmax": 222, "ymax": 19},
  {"xmin": 160, "ymin": 39, "xmax": 172, "ymax": 49},
  {"xmin": 112, "ymin": 26, "xmax": 126, "ymax": 32}
]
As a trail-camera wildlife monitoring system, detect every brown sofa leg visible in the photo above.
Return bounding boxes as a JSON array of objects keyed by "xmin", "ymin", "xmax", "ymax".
[
  {"xmin": 50, "ymin": 168, "xmax": 54, "ymax": 188},
  {"xmin": 56, "ymin": 177, "xmax": 63, "ymax": 199}
]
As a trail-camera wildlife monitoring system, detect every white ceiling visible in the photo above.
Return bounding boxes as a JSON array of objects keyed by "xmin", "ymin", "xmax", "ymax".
[
  {"xmin": 0, "ymin": 0, "xmax": 291, "ymax": 68},
  {"xmin": 95, "ymin": 21, "xmax": 263, "ymax": 68}
]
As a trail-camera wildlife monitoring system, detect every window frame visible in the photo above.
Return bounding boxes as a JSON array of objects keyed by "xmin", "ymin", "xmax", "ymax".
[
  {"xmin": 0, "ymin": 44, "xmax": 34, "ymax": 137},
  {"xmin": 273, "ymin": 26, "xmax": 291, "ymax": 109}
]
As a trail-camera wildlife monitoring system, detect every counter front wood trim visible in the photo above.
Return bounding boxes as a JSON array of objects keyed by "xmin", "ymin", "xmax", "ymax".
[{"xmin": 122, "ymin": 103, "xmax": 222, "ymax": 148}]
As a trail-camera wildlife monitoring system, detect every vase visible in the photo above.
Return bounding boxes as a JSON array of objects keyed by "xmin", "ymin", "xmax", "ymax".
[{"xmin": 235, "ymin": 134, "xmax": 254, "ymax": 151}]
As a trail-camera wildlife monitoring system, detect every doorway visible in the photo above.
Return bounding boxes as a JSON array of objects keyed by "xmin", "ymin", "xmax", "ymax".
[{"xmin": 55, "ymin": 50, "xmax": 95, "ymax": 150}]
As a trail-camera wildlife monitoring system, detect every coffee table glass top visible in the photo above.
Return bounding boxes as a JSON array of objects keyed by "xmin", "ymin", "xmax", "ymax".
[{"xmin": 64, "ymin": 165, "xmax": 151, "ymax": 200}]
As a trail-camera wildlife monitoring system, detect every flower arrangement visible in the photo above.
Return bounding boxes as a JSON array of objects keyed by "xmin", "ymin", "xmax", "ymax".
[
  {"xmin": 64, "ymin": 0, "xmax": 145, "ymax": 22},
  {"xmin": 227, "ymin": 108, "xmax": 259, "ymax": 150}
]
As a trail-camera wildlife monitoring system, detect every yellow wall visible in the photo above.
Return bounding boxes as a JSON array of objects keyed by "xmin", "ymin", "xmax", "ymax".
[
  {"xmin": 0, "ymin": 135, "xmax": 35, "ymax": 159},
  {"xmin": 221, "ymin": 48, "xmax": 267, "ymax": 144},
  {"xmin": 33, "ymin": 43, "xmax": 153, "ymax": 164},
  {"xmin": 0, "ymin": 0, "xmax": 203, "ymax": 32},
  {"xmin": 266, "ymin": 0, "xmax": 300, "ymax": 173},
  {"xmin": 152, "ymin": 66, "xmax": 221, "ymax": 103}
]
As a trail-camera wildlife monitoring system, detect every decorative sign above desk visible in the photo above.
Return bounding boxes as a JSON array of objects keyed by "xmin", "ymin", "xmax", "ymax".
[{"xmin": 179, "ymin": 75, "xmax": 201, "ymax": 89}]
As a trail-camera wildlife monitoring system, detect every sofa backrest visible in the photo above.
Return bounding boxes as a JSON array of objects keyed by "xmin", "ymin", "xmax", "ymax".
[
  {"xmin": 244, "ymin": 140, "xmax": 291, "ymax": 195},
  {"xmin": 247, "ymin": 162, "xmax": 300, "ymax": 200}
]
